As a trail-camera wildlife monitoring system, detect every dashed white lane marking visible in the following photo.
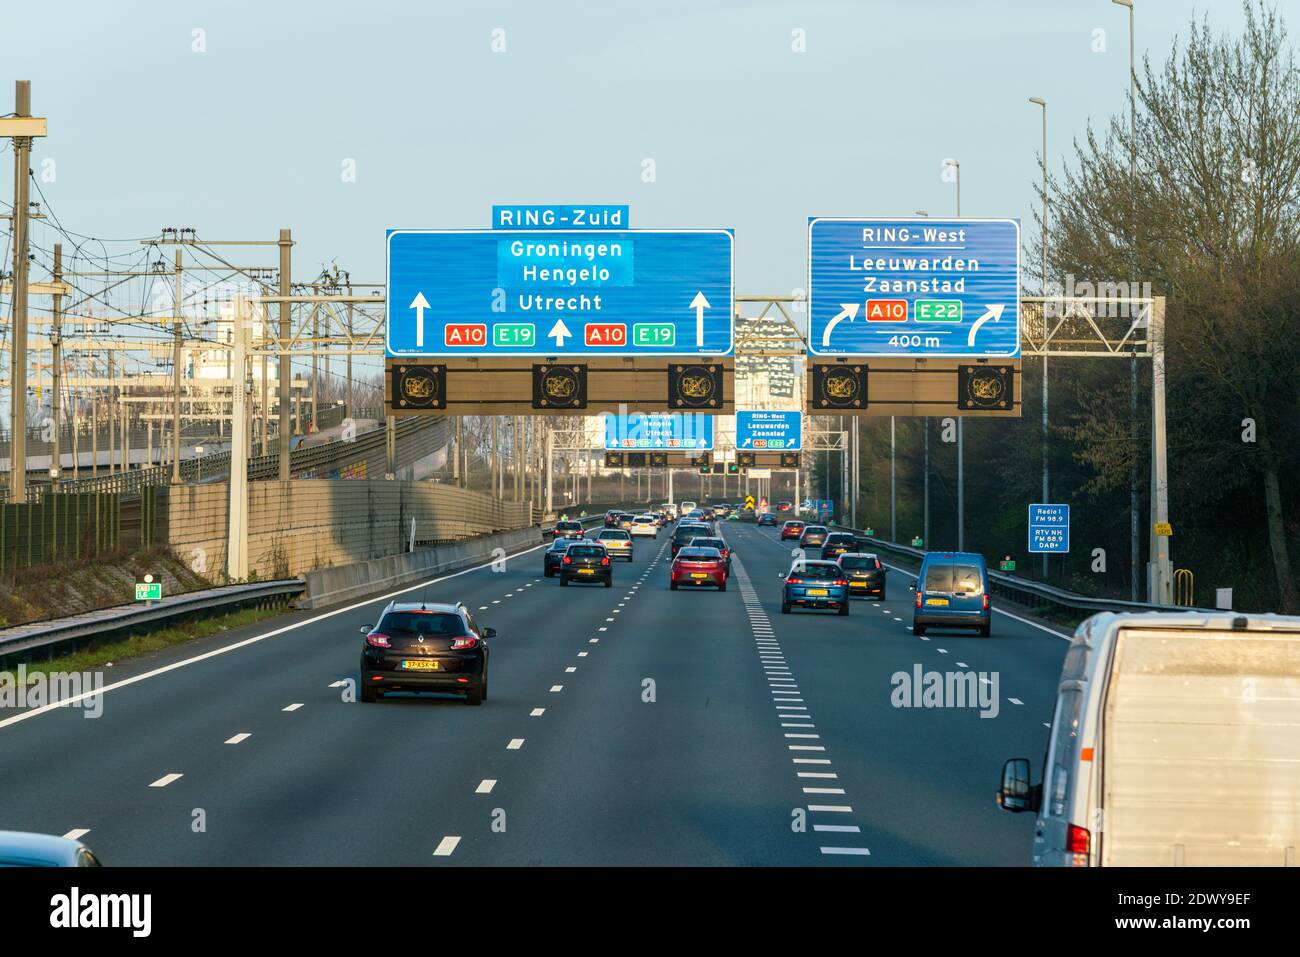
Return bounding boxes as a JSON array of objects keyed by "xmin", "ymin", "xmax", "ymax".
[
  {"xmin": 794, "ymin": 757, "xmax": 832, "ymax": 765},
  {"xmin": 531, "ymin": 708, "xmax": 546, "ymax": 717},
  {"xmin": 957, "ymin": 661, "xmax": 969, "ymax": 668},
  {"xmin": 149, "ymin": 773, "xmax": 183, "ymax": 788},
  {"xmin": 1008, "ymin": 697, "xmax": 1024, "ymax": 706},
  {"xmin": 589, "ymin": 638, "xmax": 599, "ymax": 643},
  {"xmin": 820, "ymin": 846, "xmax": 872, "ymax": 856},
  {"xmin": 476, "ymin": 779, "xmax": 497, "ymax": 794},
  {"xmin": 328, "ymin": 680, "xmax": 348, "ymax": 688},
  {"xmin": 565, "ymin": 666, "xmax": 577, "ymax": 673},
  {"xmin": 807, "ymin": 804, "xmax": 853, "ymax": 813},
  {"xmin": 937, "ymin": 648, "xmax": 948, "ymax": 654},
  {"xmin": 788, "ymin": 744, "xmax": 826, "ymax": 751},
  {"xmin": 282, "ymin": 703, "xmax": 303, "ymax": 712},
  {"xmin": 507, "ymin": 738, "xmax": 525, "ymax": 750},
  {"xmin": 224, "ymin": 733, "xmax": 251, "ymax": 745},
  {"xmin": 803, "ymin": 787, "xmax": 847, "ymax": 795},
  {"xmin": 62, "ymin": 828, "xmax": 91, "ymax": 841},
  {"xmin": 578, "ymin": 652, "xmax": 589, "ymax": 657},
  {"xmin": 550, "ymin": 685, "xmax": 564, "ymax": 693},
  {"xmin": 492, "ymin": 600, "xmax": 501, "ymax": 604},
  {"xmin": 814, "ymin": 824, "xmax": 860, "ymax": 833},
  {"xmin": 433, "ymin": 836, "xmax": 461, "ymax": 857},
  {"xmin": 599, "ymin": 627, "xmax": 608, "ymax": 632},
  {"xmin": 798, "ymin": 772, "xmax": 838, "ymax": 779}
]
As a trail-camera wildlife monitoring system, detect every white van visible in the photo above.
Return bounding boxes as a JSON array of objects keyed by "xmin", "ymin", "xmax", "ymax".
[
  {"xmin": 679, "ymin": 500, "xmax": 697, "ymax": 518},
  {"xmin": 998, "ymin": 612, "xmax": 1300, "ymax": 866}
]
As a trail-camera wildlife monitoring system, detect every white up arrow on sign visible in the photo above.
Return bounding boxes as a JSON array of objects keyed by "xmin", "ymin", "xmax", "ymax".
[
  {"xmin": 409, "ymin": 292, "xmax": 430, "ymax": 348},
  {"xmin": 547, "ymin": 319, "xmax": 573, "ymax": 348},
  {"xmin": 690, "ymin": 291, "xmax": 710, "ymax": 348}
]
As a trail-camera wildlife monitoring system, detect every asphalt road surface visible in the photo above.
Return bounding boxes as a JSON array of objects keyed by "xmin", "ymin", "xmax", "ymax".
[{"xmin": 0, "ymin": 520, "xmax": 1071, "ymax": 865}]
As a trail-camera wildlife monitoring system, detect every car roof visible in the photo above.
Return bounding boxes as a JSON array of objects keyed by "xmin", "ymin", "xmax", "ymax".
[
  {"xmin": 386, "ymin": 601, "xmax": 463, "ymax": 614},
  {"xmin": 0, "ymin": 831, "xmax": 87, "ymax": 866}
]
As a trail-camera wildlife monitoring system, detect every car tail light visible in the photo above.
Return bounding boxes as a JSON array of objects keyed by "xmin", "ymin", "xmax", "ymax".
[
  {"xmin": 451, "ymin": 636, "xmax": 478, "ymax": 649},
  {"xmin": 366, "ymin": 633, "xmax": 391, "ymax": 648},
  {"xmin": 915, "ymin": 592, "xmax": 923, "ymax": 608},
  {"xmin": 787, "ymin": 577, "xmax": 803, "ymax": 585},
  {"xmin": 833, "ymin": 579, "xmax": 848, "ymax": 587},
  {"xmin": 874, "ymin": 559, "xmax": 882, "ymax": 570},
  {"xmin": 721, "ymin": 549, "xmax": 729, "ymax": 557},
  {"xmin": 1067, "ymin": 824, "xmax": 1091, "ymax": 860},
  {"xmin": 982, "ymin": 594, "xmax": 990, "ymax": 609},
  {"xmin": 562, "ymin": 555, "xmax": 572, "ymax": 564},
  {"xmin": 601, "ymin": 556, "xmax": 610, "ymax": 566}
]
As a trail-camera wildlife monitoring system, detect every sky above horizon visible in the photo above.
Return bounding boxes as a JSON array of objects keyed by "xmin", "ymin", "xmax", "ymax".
[{"xmin": 2, "ymin": 1, "xmax": 1260, "ymax": 299}]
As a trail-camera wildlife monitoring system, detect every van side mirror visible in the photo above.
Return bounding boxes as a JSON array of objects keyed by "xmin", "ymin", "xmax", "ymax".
[{"xmin": 997, "ymin": 758, "xmax": 1040, "ymax": 813}]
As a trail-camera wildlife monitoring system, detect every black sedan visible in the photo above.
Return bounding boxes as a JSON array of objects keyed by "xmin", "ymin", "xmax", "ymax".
[
  {"xmin": 359, "ymin": 601, "xmax": 493, "ymax": 704},
  {"xmin": 543, "ymin": 538, "xmax": 573, "ymax": 577},
  {"xmin": 838, "ymin": 552, "xmax": 887, "ymax": 600}
]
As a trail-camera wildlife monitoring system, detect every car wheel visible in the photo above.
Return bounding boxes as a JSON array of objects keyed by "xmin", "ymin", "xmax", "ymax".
[
  {"xmin": 781, "ymin": 601, "xmax": 791, "ymax": 614},
  {"xmin": 480, "ymin": 668, "xmax": 489, "ymax": 701},
  {"xmin": 604, "ymin": 577, "xmax": 612, "ymax": 588},
  {"xmin": 544, "ymin": 568, "xmax": 553, "ymax": 578},
  {"xmin": 360, "ymin": 681, "xmax": 377, "ymax": 703},
  {"xmin": 979, "ymin": 625, "xmax": 992, "ymax": 638},
  {"xmin": 465, "ymin": 684, "xmax": 483, "ymax": 706},
  {"xmin": 670, "ymin": 581, "xmax": 679, "ymax": 591},
  {"xmin": 718, "ymin": 579, "xmax": 727, "ymax": 592},
  {"xmin": 838, "ymin": 601, "xmax": 850, "ymax": 616},
  {"xmin": 913, "ymin": 624, "xmax": 926, "ymax": 636},
  {"xmin": 560, "ymin": 576, "xmax": 569, "ymax": 587}
]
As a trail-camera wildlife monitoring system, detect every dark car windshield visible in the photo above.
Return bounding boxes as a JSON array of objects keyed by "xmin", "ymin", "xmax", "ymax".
[
  {"xmin": 674, "ymin": 524, "xmax": 710, "ymax": 539},
  {"xmin": 792, "ymin": 563, "xmax": 841, "ymax": 580},
  {"xmin": 677, "ymin": 547, "xmax": 722, "ymax": 560},
  {"xmin": 380, "ymin": 612, "xmax": 465, "ymax": 635},
  {"xmin": 567, "ymin": 545, "xmax": 607, "ymax": 559},
  {"xmin": 826, "ymin": 533, "xmax": 856, "ymax": 544}
]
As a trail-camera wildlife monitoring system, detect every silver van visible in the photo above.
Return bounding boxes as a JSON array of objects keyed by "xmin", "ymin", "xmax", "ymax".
[{"xmin": 998, "ymin": 612, "xmax": 1300, "ymax": 866}]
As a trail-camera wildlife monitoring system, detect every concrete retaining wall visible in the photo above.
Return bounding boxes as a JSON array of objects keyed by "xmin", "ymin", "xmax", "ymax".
[
  {"xmin": 297, "ymin": 525, "xmax": 542, "ymax": 609},
  {"xmin": 167, "ymin": 480, "xmax": 533, "ymax": 581}
]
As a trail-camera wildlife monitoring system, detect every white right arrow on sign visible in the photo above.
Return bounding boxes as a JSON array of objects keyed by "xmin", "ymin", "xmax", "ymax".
[
  {"xmin": 821, "ymin": 303, "xmax": 860, "ymax": 348},
  {"xmin": 966, "ymin": 303, "xmax": 1006, "ymax": 348}
]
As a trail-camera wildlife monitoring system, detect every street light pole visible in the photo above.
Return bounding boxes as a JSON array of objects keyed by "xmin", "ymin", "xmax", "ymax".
[
  {"xmin": 944, "ymin": 159, "xmax": 964, "ymax": 550},
  {"xmin": 914, "ymin": 210, "xmax": 930, "ymax": 546},
  {"xmin": 1030, "ymin": 96, "xmax": 1049, "ymax": 579}
]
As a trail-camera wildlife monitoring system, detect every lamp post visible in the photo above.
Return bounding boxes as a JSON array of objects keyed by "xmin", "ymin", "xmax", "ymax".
[
  {"xmin": 914, "ymin": 209, "xmax": 930, "ymax": 547},
  {"xmin": 944, "ymin": 159, "xmax": 964, "ymax": 551},
  {"xmin": 1030, "ymin": 95, "xmax": 1049, "ymax": 579}
]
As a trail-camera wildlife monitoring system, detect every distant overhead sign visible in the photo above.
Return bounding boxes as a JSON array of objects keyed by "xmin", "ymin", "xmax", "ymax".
[
  {"xmin": 1028, "ymin": 503, "xmax": 1070, "ymax": 553},
  {"xmin": 807, "ymin": 217, "xmax": 1020, "ymax": 358},
  {"xmin": 387, "ymin": 226, "xmax": 734, "ymax": 358},
  {"xmin": 736, "ymin": 410, "xmax": 802, "ymax": 450},
  {"xmin": 602, "ymin": 411, "xmax": 713, "ymax": 450}
]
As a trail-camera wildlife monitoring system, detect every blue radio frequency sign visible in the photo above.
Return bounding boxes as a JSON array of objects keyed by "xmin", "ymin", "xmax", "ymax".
[
  {"xmin": 386, "ymin": 229, "xmax": 734, "ymax": 357},
  {"xmin": 1027, "ymin": 503, "xmax": 1070, "ymax": 553},
  {"xmin": 736, "ymin": 410, "xmax": 802, "ymax": 450},
  {"xmin": 807, "ymin": 217, "xmax": 1020, "ymax": 358},
  {"xmin": 602, "ymin": 411, "xmax": 713, "ymax": 450}
]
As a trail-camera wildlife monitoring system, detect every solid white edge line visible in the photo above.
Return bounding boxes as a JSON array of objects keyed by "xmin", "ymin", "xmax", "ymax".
[{"xmin": 0, "ymin": 538, "xmax": 557, "ymax": 730}]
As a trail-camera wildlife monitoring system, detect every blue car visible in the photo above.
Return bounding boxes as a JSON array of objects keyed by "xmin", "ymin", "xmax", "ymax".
[
  {"xmin": 911, "ymin": 552, "xmax": 991, "ymax": 637},
  {"xmin": 780, "ymin": 560, "xmax": 850, "ymax": 615},
  {"xmin": 757, "ymin": 512, "xmax": 777, "ymax": 527}
]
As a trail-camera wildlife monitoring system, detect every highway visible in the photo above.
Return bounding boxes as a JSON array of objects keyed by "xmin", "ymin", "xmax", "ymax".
[{"xmin": 0, "ymin": 519, "xmax": 1070, "ymax": 866}]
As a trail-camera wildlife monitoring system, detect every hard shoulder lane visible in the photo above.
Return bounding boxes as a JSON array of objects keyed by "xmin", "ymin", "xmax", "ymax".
[{"xmin": 725, "ymin": 521, "xmax": 1061, "ymax": 864}]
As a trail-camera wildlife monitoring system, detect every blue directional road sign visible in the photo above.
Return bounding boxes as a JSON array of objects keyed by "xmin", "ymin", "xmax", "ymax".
[
  {"xmin": 807, "ymin": 217, "xmax": 1020, "ymax": 358},
  {"xmin": 1028, "ymin": 503, "xmax": 1070, "ymax": 553},
  {"xmin": 386, "ymin": 229, "xmax": 734, "ymax": 357},
  {"xmin": 736, "ymin": 410, "xmax": 802, "ymax": 450},
  {"xmin": 602, "ymin": 411, "xmax": 713, "ymax": 450}
]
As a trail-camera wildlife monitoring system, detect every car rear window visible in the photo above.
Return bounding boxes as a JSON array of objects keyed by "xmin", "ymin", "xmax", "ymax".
[
  {"xmin": 557, "ymin": 521, "xmax": 582, "ymax": 530},
  {"xmin": 548, "ymin": 540, "xmax": 571, "ymax": 551},
  {"xmin": 597, "ymin": 530, "xmax": 630, "ymax": 540},
  {"xmin": 923, "ymin": 562, "xmax": 954, "ymax": 591},
  {"xmin": 839, "ymin": 556, "xmax": 876, "ymax": 569},
  {"xmin": 380, "ymin": 612, "xmax": 465, "ymax": 635},
  {"xmin": 677, "ymin": 547, "xmax": 722, "ymax": 560},
  {"xmin": 691, "ymin": 539, "xmax": 725, "ymax": 549},
  {"xmin": 794, "ymin": 563, "xmax": 841, "ymax": 580},
  {"xmin": 567, "ymin": 545, "xmax": 606, "ymax": 558},
  {"xmin": 804, "ymin": 526, "xmax": 827, "ymax": 534},
  {"xmin": 827, "ymin": 533, "xmax": 855, "ymax": 544}
]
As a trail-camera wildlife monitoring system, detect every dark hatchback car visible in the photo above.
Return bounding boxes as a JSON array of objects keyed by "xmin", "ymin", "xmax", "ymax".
[
  {"xmin": 757, "ymin": 512, "xmax": 777, "ymax": 527},
  {"xmin": 671, "ymin": 522, "xmax": 713, "ymax": 556},
  {"xmin": 553, "ymin": 520, "xmax": 585, "ymax": 541},
  {"xmin": 359, "ymin": 602, "xmax": 493, "ymax": 704},
  {"xmin": 820, "ymin": 531, "xmax": 858, "ymax": 560},
  {"xmin": 543, "ymin": 538, "xmax": 573, "ymax": 577},
  {"xmin": 837, "ymin": 552, "xmax": 886, "ymax": 600},
  {"xmin": 559, "ymin": 542, "xmax": 613, "ymax": 587}
]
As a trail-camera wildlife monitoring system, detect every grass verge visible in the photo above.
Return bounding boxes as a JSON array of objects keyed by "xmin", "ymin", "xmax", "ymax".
[{"xmin": 2, "ymin": 604, "xmax": 287, "ymax": 682}]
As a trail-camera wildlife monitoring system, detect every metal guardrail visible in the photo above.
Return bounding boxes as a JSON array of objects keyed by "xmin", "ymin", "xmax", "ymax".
[
  {"xmin": 0, "ymin": 579, "xmax": 305, "ymax": 666},
  {"xmin": 827, "ymin": 523, "xmax": 1219, "ymax": 618}
]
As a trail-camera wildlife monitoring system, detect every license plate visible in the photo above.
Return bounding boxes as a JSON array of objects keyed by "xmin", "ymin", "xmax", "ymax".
[
  {"xmin": 691, "ymin": 573, "xmax": 708, "ymax": 579},
  {"xmin": 926, "ymin": 597, "xmax": 949, "ymax": 606},
  {"xmin": 402, "ymin": 660, "xmax": 440, "ymax": 670},
  {"xmin": 807, "ymin": 588, "xmax": 828, "ymax": 596},
  {"xmin": 850, "ymin": 581, "xmax": 866, "ymax": 588},
  {"xmin": 578, "ymin": 569, "xmax": 594, "ymax": 575}
]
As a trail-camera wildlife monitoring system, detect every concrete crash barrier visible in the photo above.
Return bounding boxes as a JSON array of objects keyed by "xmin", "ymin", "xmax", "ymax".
[{"xmin": 297, "ymin": 526, "xmax": 543, "ymax": 610}]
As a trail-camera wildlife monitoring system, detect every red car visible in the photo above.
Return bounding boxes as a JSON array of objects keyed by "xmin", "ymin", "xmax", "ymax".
[
  {"xmin": 780, "ymin": 520, "xmax": 806, "ymax": 541},
  {"xmin": 669, "ymin": 546, "xmax": 728, "ymax": 592}
]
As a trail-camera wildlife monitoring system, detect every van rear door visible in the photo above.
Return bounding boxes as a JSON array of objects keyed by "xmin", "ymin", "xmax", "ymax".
[
  {"xmin": 1100, "ymin": 623, "xmax": 1300, "ymax": 866},
  {"xmin": 949, "ymin": 560, "xmax": 986, "ymax": 615}
]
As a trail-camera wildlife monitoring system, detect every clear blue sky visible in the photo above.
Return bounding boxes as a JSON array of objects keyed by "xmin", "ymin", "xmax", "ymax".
[{"xmin": 3, "ymin": 0, "xmax": 1253, "ymax": 293}]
